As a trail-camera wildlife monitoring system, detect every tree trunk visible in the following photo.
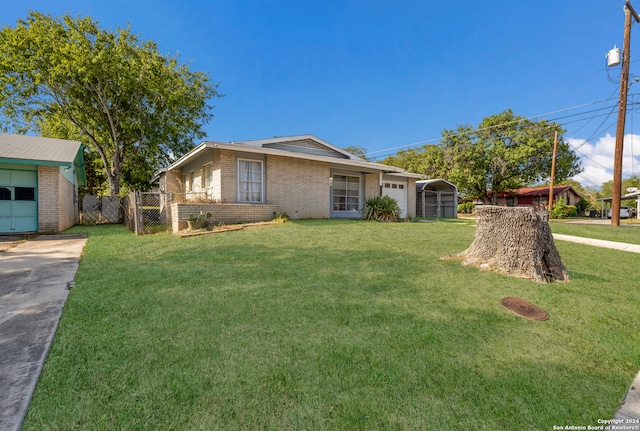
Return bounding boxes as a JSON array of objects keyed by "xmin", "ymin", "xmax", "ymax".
[{"xmin": 444, "ymin": 206, "xmax": 570, "ymax": 283}]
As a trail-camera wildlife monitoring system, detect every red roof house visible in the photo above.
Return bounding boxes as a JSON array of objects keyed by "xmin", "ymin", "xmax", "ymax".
[{"xmin": 477, "ymin": 186, "xmax": 582, "ymax": 207}]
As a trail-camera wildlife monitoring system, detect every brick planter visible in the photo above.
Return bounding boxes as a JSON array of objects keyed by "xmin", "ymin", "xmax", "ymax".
[{"xmin": 171, "ymin": 203, "xmax": 280, "ymax": 233}]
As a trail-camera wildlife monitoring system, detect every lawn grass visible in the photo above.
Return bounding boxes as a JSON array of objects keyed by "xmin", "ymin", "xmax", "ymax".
[{"xmin": 23, "ymin": 220, "xmax": 640, "ymax": 430}]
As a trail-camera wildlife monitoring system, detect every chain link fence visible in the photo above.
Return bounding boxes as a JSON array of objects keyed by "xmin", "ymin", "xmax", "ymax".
[{"xmin": 123, "ymin": 191, "xmax": 172, "ymax": 235}]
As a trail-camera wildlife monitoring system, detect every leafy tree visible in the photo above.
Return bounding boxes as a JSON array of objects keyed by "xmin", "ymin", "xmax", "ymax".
[
  {"xmin": 600, "ymin": 175, "xmax": 639, "ymax": 207},
  {"xmin": 382, "ymin": 144, "xmax": 446, "ymax": 179},
  {"xmin": 382, "ymin": 110, "xmax": 581, "ymax": 203},
  {"xmin": 0, "ymin": 12, "xmax": 220, "ymax": 196},
  {"xmin": 343, "ymin": 146, "xmax": 371, "ymax": 161}
]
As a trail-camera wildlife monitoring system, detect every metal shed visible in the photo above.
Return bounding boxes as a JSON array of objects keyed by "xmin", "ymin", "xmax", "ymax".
[{"xmin": 416, "ymin": 179, "xmax": 458, "ymax": 218}]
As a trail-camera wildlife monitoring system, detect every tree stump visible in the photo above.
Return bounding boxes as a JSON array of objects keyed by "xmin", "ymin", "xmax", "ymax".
[{"xmin": 444, "ymin": 206, "xmax": 570, "ymax": 283}]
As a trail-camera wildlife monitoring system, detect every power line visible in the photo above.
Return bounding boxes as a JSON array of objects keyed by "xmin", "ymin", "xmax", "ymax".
[{"xmin": 368, "ymin": 96, "xmax": 624, "ymax": 159}]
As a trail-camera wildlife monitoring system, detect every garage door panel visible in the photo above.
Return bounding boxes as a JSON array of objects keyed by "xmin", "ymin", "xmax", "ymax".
[
  {"xmin": 12, "ymin": 201, "xmax": 37, "ymax": 217},
  {"xmin": 0, "ymin": 170, "xmax": 10, "ymax": 184},
  {"xmin": 0, "ymin": 216, "xmax": 10, "ymax": 232},
  {"xmin": 0, "ymin": 201, "xmax": 11, "ymax": 217},
  {"xmin": 0, "ymin": 169, "xmax": 38, "ymax": 232},
  {"xmin": 11, "ymin": 170, "xmax": 37, "ymax": 186},
  {"xmin": 382, "ymin": 182, "xmax": 407, "ymax": 218}
]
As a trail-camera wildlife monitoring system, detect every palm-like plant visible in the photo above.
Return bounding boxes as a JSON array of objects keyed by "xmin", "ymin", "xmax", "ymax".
[{"xmin": 362, "ymin": 195, "xmax": 401, "ymax": 222}]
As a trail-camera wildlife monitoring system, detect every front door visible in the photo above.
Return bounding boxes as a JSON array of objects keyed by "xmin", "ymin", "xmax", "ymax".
[{"xmin": 0, "ymin": 169, "xmax": 38, "ymax": 233}]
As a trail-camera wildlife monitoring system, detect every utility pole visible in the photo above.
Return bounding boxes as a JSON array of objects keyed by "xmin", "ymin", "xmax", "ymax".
[
  {"xmin": 548, "ymin": 131, "xmax": 558, "ymax": 212},
  {"xmin": 612, "ymin": 1, "xmax": 640, "ymax": 226}
]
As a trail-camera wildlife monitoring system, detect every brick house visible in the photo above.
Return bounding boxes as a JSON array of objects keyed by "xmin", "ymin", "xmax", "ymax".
[
  {"xmin": 476, "ymin": 186, "xmax": 582, "ymax": 207},
  {"xmin": 158, "ymin": 135, "xmax": 423, "ymax": 232},
  {"xmin": 0, "ymin": 134, "xmax": 86, "ymax": 234}
]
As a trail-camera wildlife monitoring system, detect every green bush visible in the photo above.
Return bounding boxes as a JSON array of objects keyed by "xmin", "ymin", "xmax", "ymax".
[
  {"xmin": 457, "ymin": 202, "xmax": 475, "ymax": 214},
  {"xmin": 551, "ymin": 198, "xmax": 577, "ymax": 219},
  {"xmin": 362, "ymin": 195, "xmax": 401, "ymax": 222}
]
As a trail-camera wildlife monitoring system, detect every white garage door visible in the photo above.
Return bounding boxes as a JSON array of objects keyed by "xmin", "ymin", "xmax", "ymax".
[
  {"xmin": 382, "ymin": 181, "xmax": 407, "ymax": 218},
  {"xmin": 0, "ymin": 169, "xmax": 38, "ymax": 233}
]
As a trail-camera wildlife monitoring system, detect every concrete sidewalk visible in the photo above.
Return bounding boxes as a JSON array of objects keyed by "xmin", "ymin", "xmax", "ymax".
[
  {"xmin": 0, "ymin": 234, "xmax": 87, "ymax": 431},
  {"xmin": 553, "ymin": 233, "xmax": 640, "ymax": 253}
]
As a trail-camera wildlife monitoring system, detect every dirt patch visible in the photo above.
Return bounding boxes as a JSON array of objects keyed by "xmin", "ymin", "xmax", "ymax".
[
  {"xmin": 179, "ymin": 221, "xmax": 282, "ymax": 237},
  {"xmin": 0, "ymin": 236, "xmax": 28, "ymax": 253}
]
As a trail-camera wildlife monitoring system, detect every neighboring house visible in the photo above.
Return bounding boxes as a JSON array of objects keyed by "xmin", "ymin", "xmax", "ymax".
[
  {"xmin": 0, "ymin": 134, "xmax": 86, "ymax": 234},
  {"xmin": 475, "ymin": 186, "xmax": 582, "ymax": 207},
  {"xmin": 159, "ymin": 135, "xmax": 423, "ymax": 231},
  {"xmin": 415, "ymin": 179, "xmax": 458, "ymax": 218}
]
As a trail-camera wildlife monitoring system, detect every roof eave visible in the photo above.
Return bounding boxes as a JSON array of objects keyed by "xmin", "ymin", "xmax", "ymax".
[{"xmin": 166, "ymin": 141, "xmax": 420, "ymax": 177}]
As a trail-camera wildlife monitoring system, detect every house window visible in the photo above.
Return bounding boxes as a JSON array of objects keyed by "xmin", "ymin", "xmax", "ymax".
[
  {"xmin": 506, "ymin": 197, "xmax": 515, "ymax": 207},
  {"xmin": 205, "ymin": 164, "xmax": 214, "ymax": 189},
  {"xmin": 238, "ymin": 159, "xmax": 263, "ymax": 203},
  {"xmin": 332, "ymin": 174, "xmax": 360, "ymax": 211},
  {"xmin": 184, "ymin": 172, "xmax": 194, "ymax": 192}
]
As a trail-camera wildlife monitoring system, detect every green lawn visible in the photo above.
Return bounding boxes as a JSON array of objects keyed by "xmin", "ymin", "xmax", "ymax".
[{"xmin": 23, "ymin": 220, "xmax": 640, "ymax": 430}]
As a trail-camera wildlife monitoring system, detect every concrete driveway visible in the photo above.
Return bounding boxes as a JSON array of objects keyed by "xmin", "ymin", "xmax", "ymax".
[{"xmin": 0, "ymin": 234, "xmax": 87, "ymax": 431}]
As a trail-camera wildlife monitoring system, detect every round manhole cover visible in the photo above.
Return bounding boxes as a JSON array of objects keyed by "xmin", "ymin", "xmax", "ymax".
[{"xmin": 500, "ymin": 297, "xmax": 549, "ymax": 321}]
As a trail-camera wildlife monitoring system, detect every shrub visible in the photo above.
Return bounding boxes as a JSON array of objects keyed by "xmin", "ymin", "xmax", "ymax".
[
  {"xmin": 458, "ymin": 202, "xmax": 475, "ymax": 214},
  {"xmin": 362, "ymin": 195, "xmax": 401, "ymax": 222},
  {"xmin": 551, "ymin": 198, "xmax": 577, "ymax": 219},
  {"xmin": 271, "ymin": 212, "xmax": 290, "ymax": 223}
]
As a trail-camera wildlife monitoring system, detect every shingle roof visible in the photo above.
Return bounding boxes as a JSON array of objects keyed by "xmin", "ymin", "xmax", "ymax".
[
  {"xmin": 518, "ymin": 186, "xmax": 573, "ymax": 197},
  {"xmin": 0, "ymin": 133, "xmax": 82, "ymax": 164}
]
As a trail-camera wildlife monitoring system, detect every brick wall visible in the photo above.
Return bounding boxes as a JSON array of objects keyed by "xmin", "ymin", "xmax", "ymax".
[
  {"xmin": 363, "ymin": 173, "xmax": 379, "ymax": 200},
  {"xmin": 57, "ymin": 172, "xmax": 77, "ymax": 231},
  {"xmin": 219, "ymin": 149, "xmax": 236, "ymax": 203},
  {"xmin": 266, "ymin": 155, "xmax": 330, "ymax": 219},
  {"xmin": 37, "ymin": 166, "xmax": 79, "ymax": 233},
  {"xmin": 37, "ymin": 166, "xmax": 59, "ymax": 233},
  {"xmin": 164, "ymin": 169, "xmax": 183, "ymax": 194},
  {"xmin": 406, "ymin": 178, "xmax": 417, "ymax": 218},
  {"xmin": 171, "ymin": 202, "xmax": 280, "ymax": 233}
]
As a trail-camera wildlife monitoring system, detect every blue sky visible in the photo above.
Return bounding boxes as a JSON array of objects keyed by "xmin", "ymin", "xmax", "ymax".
[{"xmin": 3, "ymin": 0, "xmax": 639, "ymax": 189}]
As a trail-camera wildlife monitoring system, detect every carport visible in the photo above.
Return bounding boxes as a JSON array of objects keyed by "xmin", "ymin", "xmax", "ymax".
[
  {"xmin": 415, "ymin": 179, "xmax": 458, "ymax": 218},
  {"xmin": 596, "ymin": 190, "xmax": 640, "ymax": 219}
]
